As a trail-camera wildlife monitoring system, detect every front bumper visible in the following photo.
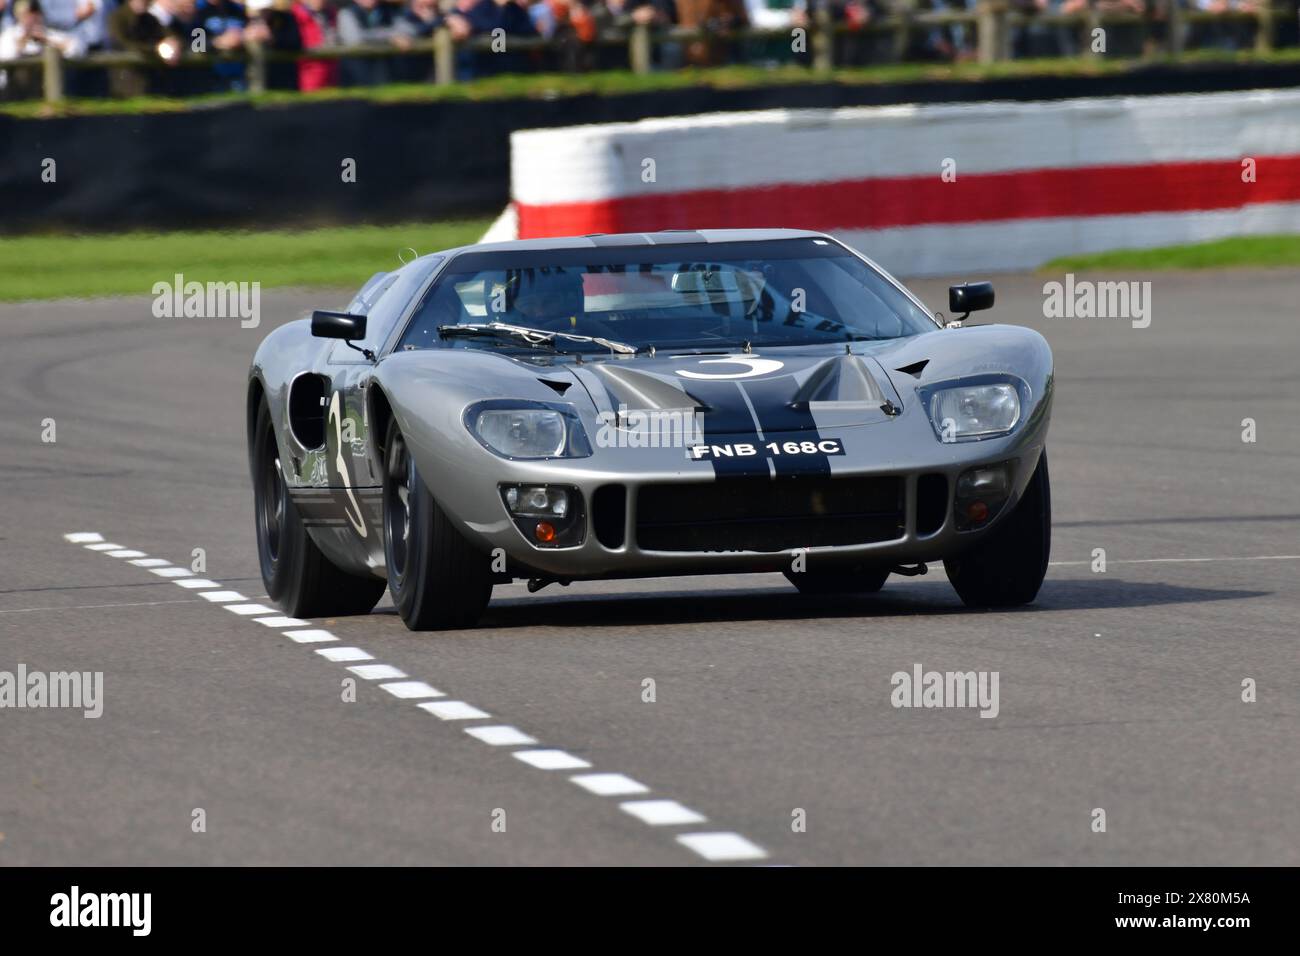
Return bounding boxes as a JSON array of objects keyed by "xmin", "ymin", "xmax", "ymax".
[{"xmin": 450, "ymin": 444, "xmax": 1046, "ymax": 580}]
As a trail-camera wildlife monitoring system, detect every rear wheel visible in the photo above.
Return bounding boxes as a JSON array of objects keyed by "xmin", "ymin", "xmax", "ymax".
[
  {"xmin": 383, "ymin": 419, "xmax": 493, "ymax": 631},
  {"xmin": 253, "ymin": 402, "xmax": 385, "ymax": 617},
  {"xmin": 785, "ymin": 563, "xmax": 890, "ymax": 595},
  {"xmin": 944, "ymin": 451, "xmax": 1051, "ymax": 607}
]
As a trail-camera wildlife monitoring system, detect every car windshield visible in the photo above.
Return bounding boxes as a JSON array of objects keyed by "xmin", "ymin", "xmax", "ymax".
[{"xmin": 397, "ymin": 238, "xmax": 937, "ymax": 354}]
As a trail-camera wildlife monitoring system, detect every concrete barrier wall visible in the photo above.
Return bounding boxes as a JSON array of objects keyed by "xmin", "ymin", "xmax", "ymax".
[{"xmin": 510, "ymin": 90, "xmax": 1300, "ymax": 275}]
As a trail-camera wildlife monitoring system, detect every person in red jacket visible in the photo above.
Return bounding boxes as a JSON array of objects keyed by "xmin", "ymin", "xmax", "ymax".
[{"xmin": 290, "ymin": 0, "xmax": 337, "ymax": 91}]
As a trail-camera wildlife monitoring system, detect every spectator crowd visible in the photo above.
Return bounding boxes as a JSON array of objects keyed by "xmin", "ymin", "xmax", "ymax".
[{"xmin": 0, "ymin": 0, "xmax": 1292, "ymax": 97}]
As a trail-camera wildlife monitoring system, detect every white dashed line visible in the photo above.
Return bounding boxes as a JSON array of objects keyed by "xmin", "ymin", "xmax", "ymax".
[
  {"xmin": 675, "ymin": 832, "xmax": 768, "ymax": 862},
  {"xmin": 570, "ymin": 773, "xmax": 649, "ymax": 796},
  {"xmin": 67, "ymin": 531, "xmax": 771, "ymax": 865},
  {"xmin": 347, "ymin": 664, "xmax": 408, "ymax": 680},
  {"xmin": 419, "ymin": 700, "xmax": 491, "ymax": 721},
  {"xmin": 225, "ymin": 603, "xmax": 276, "ymax": 616},
  {"xmin": 512, "ymin": 749, "xmax": 592, "ymax": 771},
  {"xmin": 315, "ymin": 646, "xmax": 373, "ymax": 662},
  {"xmin": 283, "ymin": 629, "xmax": 338, "ymax": 644},
  {"xmin": 465, "ymin": 725, "xmax": 537, "ymax": 747},
  {"xmin": 379, "ymin": 681, "xmax": 444, "ymax": 700},
  {"xmin": 620, "ymin": 800, "xmax": 706, "ymax": 826},
  {"xmin": 150, "ymin": 567, "xmax": 194, "ymax": 578},
  {"xmin": 199, "ymin": 590, "xmax": 246, "ymax": 603}
]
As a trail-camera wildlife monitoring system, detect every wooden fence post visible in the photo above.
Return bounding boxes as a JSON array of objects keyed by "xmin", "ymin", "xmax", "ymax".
[
  {"xmin": 1167, "ymin": 0, "xmax": 1186, "ymax": 55},
  {"xmin": 434, "ymin": 27, "xmax": 454, "ymax": 84},
  {"xmin": 246, "ymin": 40, "xmax": 267, "ymax": 94},
  {"xmin": 1255, "ymin": 4, "xmax": 1274, "ymax": 53},
  {"xmin": 812, "ymin": 4, "xmax": 833, "ymax": 73},
  {"xmin": 630, "ymin": 23, "xmax": 652, "ymax": 74},
  {"xmin": 43, "ymin": 44, "xmax": 65, "ymax": 104},
  {"xmin": 977, "ymin": 1, "xmax": 1007, "ymax": 64}
]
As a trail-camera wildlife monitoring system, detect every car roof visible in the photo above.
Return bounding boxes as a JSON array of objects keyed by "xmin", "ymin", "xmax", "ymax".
[{"xmin": 425, "ymin": 228, "xmax": 832, "ymax": 263}]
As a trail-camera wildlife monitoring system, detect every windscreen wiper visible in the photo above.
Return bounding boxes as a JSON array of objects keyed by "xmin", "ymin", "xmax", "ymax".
[{"xmin": 438, "ymin": 322, "xmax": 639, "ymax": 355}]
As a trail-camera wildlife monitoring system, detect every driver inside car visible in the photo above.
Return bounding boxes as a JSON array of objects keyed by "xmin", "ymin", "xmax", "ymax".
[{"xmin": 504, "ymin": 268, "xmax": 586, "ymax": 329}]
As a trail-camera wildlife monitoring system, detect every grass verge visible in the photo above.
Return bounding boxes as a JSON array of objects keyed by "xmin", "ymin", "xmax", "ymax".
[
  {"xmin": 1041, "ymin": 235, "xmax": 1300, "ymax": 272},
  {"xmin": 3, "ymin": 224, "xmax": 1293, "ymax": 303},
  {"xmin": 0, "ymin": 219, "xmax": 492, "ymax": 302}
]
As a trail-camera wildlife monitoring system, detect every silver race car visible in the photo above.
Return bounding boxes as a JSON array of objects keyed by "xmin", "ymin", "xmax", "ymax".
[{"xmin": 247, "ymin": 229, "xmax": 1053, "ymax": 630}]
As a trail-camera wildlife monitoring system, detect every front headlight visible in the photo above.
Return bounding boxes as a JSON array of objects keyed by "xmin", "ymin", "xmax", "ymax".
[
  {"xmin": 928, "ymin": 383, "xmax": 1021, "ymax": 442},
  {"xmin": 467, "ymin": 402, "xmax": 592, "ymax": 459}
]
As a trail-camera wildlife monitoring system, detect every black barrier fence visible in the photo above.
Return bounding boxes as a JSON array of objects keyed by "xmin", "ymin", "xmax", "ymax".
[
  {"xmin": 4, "ymin": 57, "xmax": 1300, "ymax": 235},
  {"xmin": 0, "ymin": 8, "xmax": 1295, "ymax": 104}
]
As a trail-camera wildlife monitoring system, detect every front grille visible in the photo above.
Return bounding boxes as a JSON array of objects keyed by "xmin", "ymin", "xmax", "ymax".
[{"xmin": 636, "ymin": 476, "xmax": 904, "ymax": 553}]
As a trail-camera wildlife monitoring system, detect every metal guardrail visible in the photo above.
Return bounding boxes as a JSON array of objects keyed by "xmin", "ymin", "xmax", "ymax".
[{"xmin": 2, "ymin": 6, "xmax": 1285, "ymax": 105}]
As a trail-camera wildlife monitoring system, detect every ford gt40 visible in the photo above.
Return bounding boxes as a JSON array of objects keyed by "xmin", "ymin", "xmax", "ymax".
[{"xmin": 246, "ymin": 229, "xmax": 1053, "ymax": 630}]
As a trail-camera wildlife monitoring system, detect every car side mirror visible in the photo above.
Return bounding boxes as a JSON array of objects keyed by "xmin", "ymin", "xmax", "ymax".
[
  {"xmin": 948, "ymin": 282, "xmax": 995, "ymax": 320},
  {"xmin": 311, "ymin": 310, "xmax": 367, "ymax": 341}
]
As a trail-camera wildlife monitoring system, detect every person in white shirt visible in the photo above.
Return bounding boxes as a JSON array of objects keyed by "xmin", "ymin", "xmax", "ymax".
[
  {"xmin": 0, "ymin": 0, "xmax": 87, "ymax": 58},
  {"xmin": 0, "ymin": 0, "xmax": 86, "ymax": 94}
]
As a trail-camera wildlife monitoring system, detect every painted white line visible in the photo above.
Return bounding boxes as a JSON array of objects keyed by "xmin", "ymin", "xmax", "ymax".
[
  {"xmin": 465, "ymin": 725, "xmax": 537, "ymax": 747},
  {"xmin": 347, "ymin": 664, "xmax": 408, "ymax": 681},
  {"xmin": 379, "ymin": 681, "xmax": 444, "ymax": 700},
  {"xmin": 570, "ymin": 773, "xmax": 649, "ymax": 797},
  {"xmin": 283, "ymin": 629, "xmax": 338, "ymax": 644},
  {"xmin": 315, "ymin": 646, "xmax": 373, "ymax": 662},
  {"xmin": 1050, "ymin": 554, "xmax": 1300, "ymax": 567},
  {"xmin": 199, "ymin": 590, "xmax": 246, "ymax": 603},
  {"xmin": 675, "ymin": 832, "xmax": 769, "ymax": 862},
  {"xmin": 70, "ymin": 533, "xmax": 769, "ymax": 865},
  {"xmin": 620, "ymin": 800, "xmax": 706, "ymax": 826},
  {"xmin": 150, "ymin": 567, "xmax": 194, "ymax": 578},
  {"xmin": 225, "ymin": 603, "xmax": 276, "ymax": 616},
  {"xmin": 512, "ymin": 749, "xmax": 592, "ymax": 771},
  {"xmin": 419, "ymin": 700, "xmax": 490, "ymax": 721}
]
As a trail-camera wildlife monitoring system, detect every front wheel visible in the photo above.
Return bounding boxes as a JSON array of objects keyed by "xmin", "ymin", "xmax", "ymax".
[
  {"xmin": 944, "ymin": 451, "xmax": 1051, "ymax": 608},
  {"xmin": 253, "ymin": 402, "xmax": 385, "ymax": 617},
  {"xmin": 382, "ymin": 419, "xmax": 493, "ymax": 631}
]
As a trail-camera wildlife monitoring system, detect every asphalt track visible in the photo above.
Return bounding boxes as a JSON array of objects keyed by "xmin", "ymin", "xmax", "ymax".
[{"xmin": 1, "ymin": 270, "xmax": 1297, "ymax": 866}]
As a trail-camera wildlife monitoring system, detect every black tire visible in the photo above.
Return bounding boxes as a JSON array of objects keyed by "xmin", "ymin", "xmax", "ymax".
[
  {"xmin": 784, "ymin": 563, "xmax": 890, "ymax": 595},
  {"xmin": 382, "ymin": 418, "xmax": 493, "ymax": 631},
  {"xmin": 253, "ymin": 402, "xmax": 386, "ymax": 617},
  {"xmin": 944, "ymin": 451, "xmax": 1051, "ymax": 608}
]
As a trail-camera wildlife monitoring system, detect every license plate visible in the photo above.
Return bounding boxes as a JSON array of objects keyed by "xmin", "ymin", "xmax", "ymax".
[{"xmin": 688, "ymin": 438, "xmax": 845, "ymax": 461}]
